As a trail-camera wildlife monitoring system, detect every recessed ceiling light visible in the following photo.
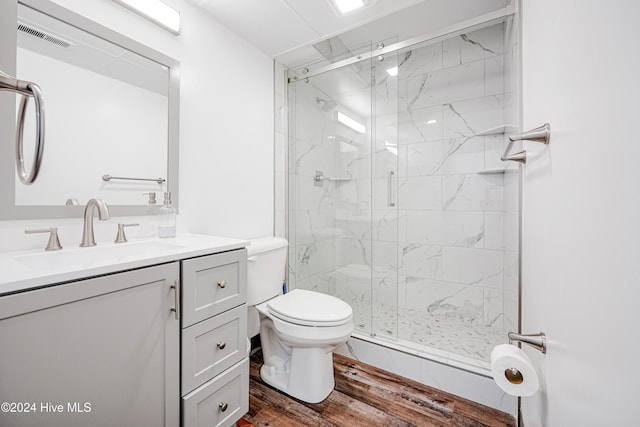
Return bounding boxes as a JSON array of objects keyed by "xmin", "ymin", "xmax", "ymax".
[
  {"xmin": 425, "ymin": 119, "xmax": 437, "ymax": 125},
  {"xmin": 113, "ymin": 0, "xmax": 180, "ymax": 35},
  {"xmin": 386, "ymin": 66, "xmax": 398, "ymax": 76},
  {"xmin": 329, "ymin": 0, "xmax": 371, "ymax": 16},
  {"xmin": 337, "ymin": 112, "xmax": 366, "ymax": 134}
]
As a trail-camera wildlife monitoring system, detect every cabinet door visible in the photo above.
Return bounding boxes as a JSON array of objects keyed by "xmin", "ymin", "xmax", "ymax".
[
  {"xmin": 0, "ymin": 263, "xmax": 180, "ymax": 427},
  {"xmin": 181, "ymin": 250, "xmax": 247, "ymax": 327}
]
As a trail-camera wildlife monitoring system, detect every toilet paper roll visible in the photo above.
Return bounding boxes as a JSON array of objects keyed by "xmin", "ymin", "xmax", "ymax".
[{"xmin": 490, "ymin": 344, "xmax": 539, "ymax": 397}]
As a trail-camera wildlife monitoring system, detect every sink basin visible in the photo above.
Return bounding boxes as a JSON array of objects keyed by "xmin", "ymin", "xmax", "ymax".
[
  {"xmin": 0, "ymin": 233, "xmax": 249, "ymax": 297},
  {"xmin": 15, "ymin": 241, "xmax": 185, "ymax": 271}
]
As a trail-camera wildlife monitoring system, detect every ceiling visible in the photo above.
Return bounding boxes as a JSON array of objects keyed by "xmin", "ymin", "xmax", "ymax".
[
  {"xmin": 185, "ymin": 0, "xmax": 425, "ymax": 58},
  {"xmin": 17, "ymin": 3, "xmax": 168, "ymax": 95},
  {"xmin": 185, "ymin": 0, "xmax": 509, "ymax": 68}
]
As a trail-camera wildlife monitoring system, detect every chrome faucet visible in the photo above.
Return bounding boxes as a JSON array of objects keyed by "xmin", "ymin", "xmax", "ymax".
[{"xmin": 80, "ymin": 199, "xmax": 110, "ymax": 247}]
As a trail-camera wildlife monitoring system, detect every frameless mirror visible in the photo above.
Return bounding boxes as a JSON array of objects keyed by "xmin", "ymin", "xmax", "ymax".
[{"xmin": 0, "ymin": 0, "xmax": 179, "ymax": 219}]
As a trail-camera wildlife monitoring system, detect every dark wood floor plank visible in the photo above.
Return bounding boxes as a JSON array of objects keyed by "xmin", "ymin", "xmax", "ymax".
[
  {"xmin": 451, "ymin": 403, "xmax": 516, "ymax": 427},
  {"xmin": 334, "ymin": 354, "xmax": 515, "ymax": 427},
  {"xmin": 333, "ymin": 354, "xmax": 455, "ymax": 425},
  {"xmin": 243, "ymin": 351, "xmax": 516, "ymax": 427},
  {"xmin": 248, "ymin": 380, "xmax": 337, "ymax": 427},
  {"xmin": 304, "ymin": 389, "xmax": 417, "ymax": 427}
]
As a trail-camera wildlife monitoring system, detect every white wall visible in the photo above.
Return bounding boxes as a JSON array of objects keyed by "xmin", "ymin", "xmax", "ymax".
[
  {"xmin": 521, "ymin": 0, "xmax": 640, "ymax": 425},
  {"xmin": 1, "ymin": 0, "xmax": 274, "ymax": 244}
]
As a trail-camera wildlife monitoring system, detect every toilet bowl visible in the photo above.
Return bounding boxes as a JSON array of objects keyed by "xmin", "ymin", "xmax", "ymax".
[{"xmin": 247, "ymin": 237, "xmax": 354, "ymax": 403}]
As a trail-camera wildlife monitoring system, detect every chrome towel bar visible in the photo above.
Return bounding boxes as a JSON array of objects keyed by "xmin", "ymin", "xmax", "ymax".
[
  {"xmin": 102, "ymin": 174, "xmax": 165, "ymax": 184},
  {"xmin": 1, "ymin": 70, "xmax": 46, "ymax": 185},
  {"xmin": 502, "ymin": 123, "xmax": 551, "ymax": 164}
]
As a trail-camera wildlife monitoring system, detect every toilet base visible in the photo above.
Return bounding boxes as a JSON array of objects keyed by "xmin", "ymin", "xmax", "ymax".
[{"xmin": 260, "ymin": 346, "xmax": 335, "ymax": 403}]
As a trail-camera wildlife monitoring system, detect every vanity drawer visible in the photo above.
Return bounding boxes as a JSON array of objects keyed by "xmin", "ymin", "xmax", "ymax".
[
  {"xmin": 182, "ymin": 305, "xmax": 247, "ymax": 394},
  {"xmin": 182, "ymin": 358, "xmax": 249, "ymax": 427},
  {"xmin": 182, "ymin": 249, "xmax": 247, "ymax": 327}
]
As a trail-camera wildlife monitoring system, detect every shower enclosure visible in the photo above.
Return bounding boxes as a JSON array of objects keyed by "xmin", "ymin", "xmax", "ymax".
[{"xmin": 286, "ymin": 9, "xmax": 519, "ymax": 375}]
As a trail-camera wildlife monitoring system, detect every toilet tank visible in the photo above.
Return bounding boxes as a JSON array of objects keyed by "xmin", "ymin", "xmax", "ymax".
[{"xmin": 246, "ymin": 237, "xmax": 288, "ymax": 306}]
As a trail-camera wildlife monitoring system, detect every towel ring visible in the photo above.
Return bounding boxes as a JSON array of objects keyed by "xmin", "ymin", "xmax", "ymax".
[
  {"xmin": 15, "ymin": 83, "xmax": 45, "ymax": 184},
  {"xmin": 1, "ymin": 70, "xmax": 46, "ymax": 185}
]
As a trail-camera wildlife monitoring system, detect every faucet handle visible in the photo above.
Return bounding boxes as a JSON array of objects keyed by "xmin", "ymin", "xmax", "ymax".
[
  {"xmin": 114, "ymin": 223, "xmax": 139, "ymax": 243},
  {"xmin": 25, "ymin": 227, "xmax": 63, "ymax": 251}
]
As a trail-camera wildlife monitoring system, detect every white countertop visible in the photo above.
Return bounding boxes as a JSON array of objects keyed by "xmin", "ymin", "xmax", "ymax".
[{"xmin": 0, "ymin": 233, "xmax": 249, "ymax": 296}]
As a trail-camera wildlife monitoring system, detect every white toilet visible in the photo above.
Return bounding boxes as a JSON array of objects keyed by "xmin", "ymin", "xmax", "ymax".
[{"xmin": 247, "ymin": 237, "xmax": 354, "ymax": 403}]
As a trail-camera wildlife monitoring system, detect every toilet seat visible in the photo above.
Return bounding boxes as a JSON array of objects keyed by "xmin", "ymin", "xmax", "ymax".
[{"xmin": 266, "ymin": 289, "xmax": 352, "ymax": 327}]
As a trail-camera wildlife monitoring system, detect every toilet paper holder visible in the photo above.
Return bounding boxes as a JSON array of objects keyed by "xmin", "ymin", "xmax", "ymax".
[{"xmin": 508, "ymin": 332, "xmax": 547, "ymax": 354}]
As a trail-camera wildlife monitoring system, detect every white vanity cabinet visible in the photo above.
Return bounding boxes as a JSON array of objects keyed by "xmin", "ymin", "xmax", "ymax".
[
  {"xmin": 0, "ymin": 262, "xmax": 180, "ymax": 427},
  {"xmin": 0, "ymin": 234, "xmax": 250, "ymax": 427},
  {"xmin": 180, "ymin": 249, "xmax": 249, "ymax": 427}
]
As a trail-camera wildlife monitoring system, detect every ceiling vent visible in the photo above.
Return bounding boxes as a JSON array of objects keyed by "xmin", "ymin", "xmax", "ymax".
[{"xmin": 17, "ymin": 23, "xmax": 74, "ymax": 48}]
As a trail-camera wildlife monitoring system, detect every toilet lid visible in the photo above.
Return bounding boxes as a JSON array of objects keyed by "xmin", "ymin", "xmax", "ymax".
[{"xmin": 267, "ymin": 289, "xmax": 352, "ymax": 327}]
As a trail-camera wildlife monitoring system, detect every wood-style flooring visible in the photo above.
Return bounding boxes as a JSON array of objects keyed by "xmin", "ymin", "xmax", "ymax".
[{"xmin": 242, "ymin": 351, "xmax": 516, "ymax": 427}]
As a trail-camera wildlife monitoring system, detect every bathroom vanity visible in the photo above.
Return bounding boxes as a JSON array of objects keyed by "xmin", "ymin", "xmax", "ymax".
[{"xmin": 0, "ymin": 234, "xmax": 249, "ymax": 427}]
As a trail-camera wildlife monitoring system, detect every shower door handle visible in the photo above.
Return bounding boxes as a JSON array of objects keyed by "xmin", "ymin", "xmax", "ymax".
[{"xmin": 387, "ymin": 171, "xmax": 395, "ymax": 207}]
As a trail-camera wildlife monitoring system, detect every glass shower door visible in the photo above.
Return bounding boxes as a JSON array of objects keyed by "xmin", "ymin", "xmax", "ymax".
[
  {"xmin": 369, "ymin": 47, "xmax": 400, "ymax": 341},
  {"xmin": 391, "ymin": 21, "xmax": 515, "ymax": 363},
  {"xmin": 286, "ymin": 52, "xmax": 377, "ymax": 336},
  {"xmin": 286, "ymin": 12, "xmax": 519, "ymax": 374}
]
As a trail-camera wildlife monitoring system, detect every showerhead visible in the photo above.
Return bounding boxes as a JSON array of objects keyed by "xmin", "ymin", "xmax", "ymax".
[{"xmin": 316, "ymin": 97, "xmax": 337, "ymax": 112}]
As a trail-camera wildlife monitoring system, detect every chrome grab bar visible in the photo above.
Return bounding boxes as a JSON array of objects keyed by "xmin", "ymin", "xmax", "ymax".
[
  {"xmin": 387, "ymin": 170, "xmax": 395, "ymax": 207},
  {"xmin": 102, "ymin": 174, "xmax": 166, "ymax": 184},
  {"xmin": 502, "ymin": 123, "xmax": 550, "ymax": 164},
  {"xmin": 1, "ymin": 70, "xmax": 46, "ymax": 185}
]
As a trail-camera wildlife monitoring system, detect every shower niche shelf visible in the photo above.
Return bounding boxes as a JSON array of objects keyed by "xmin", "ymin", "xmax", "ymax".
[
  {"xmin": 476, "ymin": 168, "xmax": 506, "ymax": 175},
  {"xmin": 475, "ymin": 124, "xmax": 514, "ymax": 174},
  {"xmin": 476, "ymin": 124, "xmax": 511, "ymax": 136}
]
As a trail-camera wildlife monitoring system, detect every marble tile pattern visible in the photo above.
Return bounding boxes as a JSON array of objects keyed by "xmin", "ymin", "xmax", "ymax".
[{"xmin": 286, "ymin": 23, "xmax": 518, "ymax": 365}]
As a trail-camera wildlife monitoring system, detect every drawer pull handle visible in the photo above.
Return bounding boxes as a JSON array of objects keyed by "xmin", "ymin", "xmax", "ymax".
[
  {"xmin": 219, "ymin": 402, "xmax": 228, "ymax": 412},
  {"xmin": 217, "ymin": 280, "xmax": 227, "ymax": 289},
  {"xmin": 217, "ymin": 341, "xmax": 226, "ymax": 350}
]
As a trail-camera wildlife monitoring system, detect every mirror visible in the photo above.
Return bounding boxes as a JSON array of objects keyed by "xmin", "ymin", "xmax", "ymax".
[{"xmin": 0, "ymin": 0, "xmax": 179, "ymax": 219}]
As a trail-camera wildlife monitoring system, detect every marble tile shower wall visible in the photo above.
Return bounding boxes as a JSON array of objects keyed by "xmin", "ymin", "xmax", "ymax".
[
  {"xmin": 287, "ymin": 22, "xmax": 514, "ymax": 364},
  {"xmin": 390, "ymin": 23, "xmax": 508, "ymax": 362},
  {"xmin": 287, "ymin": 78, "xmax": 350, "ymax": 295}
]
